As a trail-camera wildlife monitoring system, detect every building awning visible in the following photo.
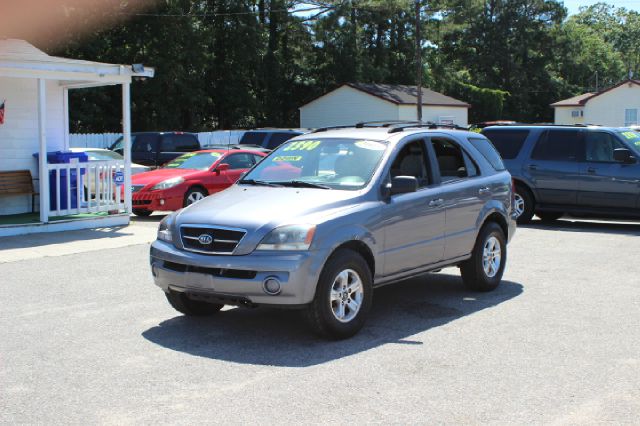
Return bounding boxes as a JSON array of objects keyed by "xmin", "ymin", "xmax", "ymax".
[{"xmin": 0, "ymin": 39, "xmax": 154, "ymax": 87}]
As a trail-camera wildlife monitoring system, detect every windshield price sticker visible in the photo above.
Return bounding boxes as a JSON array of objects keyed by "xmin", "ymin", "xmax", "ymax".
[
  {"xmin": 283, "ymin": 140, "xmax": 321, "ymax": 152},
  {"xmin": 210, "ymin": 152, "xmax": 222, "ymax": 157},
  {"xmin": 621, "ymin": 131, "xmax": 638, "ymax": 140},
  {"xmin": 274, "ymin": 155, "xmax": 302, "ymax": 162}
]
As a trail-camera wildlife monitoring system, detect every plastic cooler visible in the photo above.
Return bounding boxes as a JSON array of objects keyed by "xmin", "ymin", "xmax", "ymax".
[{"xmin": 33, "ymin": 151, "xmax": 89, "ymax": 210}]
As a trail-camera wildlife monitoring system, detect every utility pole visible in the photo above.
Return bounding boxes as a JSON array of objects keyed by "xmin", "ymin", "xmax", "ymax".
[{"xmin": 415, "ymin": 0, "xmax": 422, "ymax": 122}]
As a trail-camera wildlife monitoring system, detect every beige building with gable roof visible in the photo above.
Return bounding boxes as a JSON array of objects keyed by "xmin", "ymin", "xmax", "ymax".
[{"xmin": 551, "ymin": 79, "xmax": 640, "ymax": 127}]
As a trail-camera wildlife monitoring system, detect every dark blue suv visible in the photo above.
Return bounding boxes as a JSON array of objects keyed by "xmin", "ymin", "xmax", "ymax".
[{"xmin": 482, "ymin": 125, "xmax": 640, "ymax": 223}]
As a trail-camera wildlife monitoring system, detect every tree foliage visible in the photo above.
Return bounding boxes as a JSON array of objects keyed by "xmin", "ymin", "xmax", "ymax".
[{"xmin": 41, "ymin": 0, "xmax": 640, "ymax": 132}]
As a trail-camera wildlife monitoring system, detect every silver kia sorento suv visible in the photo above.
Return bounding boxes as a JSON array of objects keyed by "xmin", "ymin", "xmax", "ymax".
[{"xmin": 150, "ymin": 122, "xmax": 517, "ymax": 339}]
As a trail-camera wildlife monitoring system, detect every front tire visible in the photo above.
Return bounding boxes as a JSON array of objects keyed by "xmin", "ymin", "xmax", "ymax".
[
  {"xmin": 460, "ymin": 222, "xmax": 507, "ymax": 292},
  {"xmin": 165, "ymin": 291, "xmax": 223, "ymax": 316},
  {"xmin": 183, "ymin": 187, "xmax": 208, "ymax": 207},
  {"xmin": 305, "ymin": 249, "xmax": 373, "ymax": 340},
  {"xmin": 133, "ymin": 209, "xmax": 152, "ymax": 217}
]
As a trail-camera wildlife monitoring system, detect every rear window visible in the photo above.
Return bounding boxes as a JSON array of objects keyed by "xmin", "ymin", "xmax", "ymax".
[
  {"xmin": 481, "ymin": 129, "xmax": 529, "ymax": 159},
  {"xmin": 468, "ymin": 137, "xmax": 505, "ymax": 171}
]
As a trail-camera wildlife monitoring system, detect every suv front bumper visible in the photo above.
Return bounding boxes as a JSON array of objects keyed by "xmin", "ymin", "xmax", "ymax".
[{"xmin": 150, "ymin": 240, "xmax": 327, "ymax": 306}]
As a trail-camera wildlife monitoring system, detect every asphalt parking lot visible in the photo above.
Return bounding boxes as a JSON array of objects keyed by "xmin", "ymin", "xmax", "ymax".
[{"xmin": 1, "ymin": 217, "xmax": 639, "ymax": 424}]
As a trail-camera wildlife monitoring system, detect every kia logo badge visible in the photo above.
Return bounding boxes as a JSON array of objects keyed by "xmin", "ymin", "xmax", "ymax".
[{"xmin": 198, "ymin": 234, "xmax": 213, "ymax": 245}]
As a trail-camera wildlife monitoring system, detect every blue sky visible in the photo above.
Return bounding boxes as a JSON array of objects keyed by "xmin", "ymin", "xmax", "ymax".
[{"xmin": 563, "ymin": 0, "xmax": 640, "ymax": 15}]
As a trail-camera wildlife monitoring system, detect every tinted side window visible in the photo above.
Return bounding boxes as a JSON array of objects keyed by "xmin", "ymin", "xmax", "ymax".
[
  {"xmin": 481, "ymin": 129, "xmax": 529, "ymax": 159},
  {"xmin": 132, "ymin": 134, "xmax": 157, "ymax": 153},
  {"xmin": 161, "ymin": 134, "xmax": 199, "ymax": 152},
  {"xmin": 531, "ymin": 130, "xmax": 580, "ymax": 161},
  {"xmin": 431, "ymin": 138, "xmax": 470, "ymax": 182},
  {"xmin": 239, "ymin": 132, "xmax": 267, "ymax": 146},
  {"xmin": 266, "ymin": 133, "xmax": 298, "ymax": 150},
  {"xmin": 585, "ymin": 132, "xmax": 626, "ymax": 162},
  {"xmin": 224, "ymin": 153, "xmax": 255, "ymax": 169},
  {"xmin": 468, "ymin": 137, "xmax": 505, "ymax": 171}
]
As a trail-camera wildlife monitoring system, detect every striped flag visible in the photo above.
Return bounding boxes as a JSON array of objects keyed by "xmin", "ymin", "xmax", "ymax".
[{"xmin": 0, "ymin": 100, "xmax": 5, "ymax": 125}]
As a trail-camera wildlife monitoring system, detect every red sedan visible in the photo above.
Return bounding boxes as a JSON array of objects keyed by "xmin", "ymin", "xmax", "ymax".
[{"xmin": 130, "ymin": 149, "xmax": 266, "ymax": 216}]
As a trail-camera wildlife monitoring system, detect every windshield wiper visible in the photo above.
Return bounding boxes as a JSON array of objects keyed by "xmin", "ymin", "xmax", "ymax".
[
  {"xmin": 277, "ymin": 180, "xmax": 332, "ymax": 189},
  {"xmin": 238, "ymin": 179, "xmax": 283, "ymax": 187}
]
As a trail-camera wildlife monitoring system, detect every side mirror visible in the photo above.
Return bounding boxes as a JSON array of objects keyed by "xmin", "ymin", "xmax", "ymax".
[
  {"xmin": 386, "ymin": 176, "xmax": 419, "ymax": 196},
  {"xmin": 613, "ymin": 148, "xmax": 636, "ymax": 164},
  {"xmin": 214, "ymin": 163, "xmax": 230, "ymax": 175}
]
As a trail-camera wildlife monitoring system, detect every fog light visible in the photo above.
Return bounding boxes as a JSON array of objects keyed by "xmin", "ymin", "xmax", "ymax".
[
  {"xmin": 159, "ymin": 199, "xmax": 165, "ymax": 206},
  {"xmin": 263, "ymin": 276, "xmax": 282, "ymax": 295}
]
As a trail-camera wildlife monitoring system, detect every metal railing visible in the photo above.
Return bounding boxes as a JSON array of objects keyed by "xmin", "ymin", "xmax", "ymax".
[{"xmin": 47, "ymin": 160, "xmax": 125, "ymax": 217}]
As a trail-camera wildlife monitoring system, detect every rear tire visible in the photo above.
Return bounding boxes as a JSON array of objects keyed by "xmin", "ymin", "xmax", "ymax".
[
  {"xmin": 460, "ymin": 222, "xmax": 507, "ymax": 292},
  {"xmin": 305, "ymin": 248, "xmax": 373, "ymax": 340},
  {"xmin": 165, "ymin": 291, "xmax": 224, "ymax": 316},
  {"xmin": 133, "ymin": 209, "xmax": 152, "ymax": 217},
  {"xmin": 514, "ymin": 185, "xmax": 535, "ymax": 224},
  {"xmin": 536, "ymin": 211, "xmax": 563, "ymax": 222}
]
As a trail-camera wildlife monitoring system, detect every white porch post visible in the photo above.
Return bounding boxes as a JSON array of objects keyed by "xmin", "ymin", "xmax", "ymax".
[
  {"xmin": 122, "ymin": 82, "xmax": 132, "ymax": 214},
  {"xmin": 37, "ymin": 79, "xmax": 49, "ymax": 223},
  {"xmin": 63, "ymin": 87, "xmax": 70, "ymax": 150}
]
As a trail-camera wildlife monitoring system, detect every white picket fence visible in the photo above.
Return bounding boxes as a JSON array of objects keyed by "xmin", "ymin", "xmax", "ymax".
[{"xmin": 69, "ymin": 131, "xmax": 246, "ymax": 149}]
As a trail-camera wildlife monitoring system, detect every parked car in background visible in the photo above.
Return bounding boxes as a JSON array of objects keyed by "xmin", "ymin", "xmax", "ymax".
[
  {"xmin": 70, "ymin": 148, "xmax": 150, "ymax": 200},
  {"xmin": 149, "ymin": 122, "xmax": 516, "ymax": 339},
  {"xmin": 109, "ymin": 132, "xmax": 201, "ymax": 169},
  {"xmin": 70, "ymin": 148, "xmax": 149, "ymax": 175},
  {"xmin": 236, "ymin": 129, "xmax": 305, "ymax": 152},
  {"xmin": 482, "ymin": 125, "xmax": 640, "ymax": 224},
  {"xmin": 130, "ymin": 149, "xmax": 266, "ymax": 216}
]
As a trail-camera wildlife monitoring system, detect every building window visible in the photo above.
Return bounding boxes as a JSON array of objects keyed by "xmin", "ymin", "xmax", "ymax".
[
  {"xmin": 625, "ymin": 109, "xmax": 638, "ymax": 126},
  {"xmin": 571, "ymin": 110, "xmax": 583, "ymax": 118},
  {"xmin": 438, "ymin": 116, "xmax": 455, "ymax": 125}
]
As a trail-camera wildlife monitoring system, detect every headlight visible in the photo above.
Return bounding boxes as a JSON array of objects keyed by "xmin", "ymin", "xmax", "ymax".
[
  {"xmin": 257, "ymin": 224, "xmax": 316, "ymax": 251},
  {"xmin": 157, "ymin": 214, "xmax": 175, "ymax": 243},
  {"xmin": 151, "ymin": 177, "xmax": 184, "ymax": 191}
]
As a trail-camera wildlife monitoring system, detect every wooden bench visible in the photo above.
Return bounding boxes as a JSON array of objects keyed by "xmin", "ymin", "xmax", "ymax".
[{"xmin": 0, "ymin": 170, "xmax": 39, "ymax": 212}]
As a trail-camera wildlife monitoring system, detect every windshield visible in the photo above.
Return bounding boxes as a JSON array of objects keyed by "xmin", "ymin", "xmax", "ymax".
[
  {"xmin": 241, "ymin": 138, "xmax": 388, "ymax": 190},
  {"xmin": 163, "ymin": 152, "xmax": 223, "ymax": 170},
  {"xmin": 618, "ymin": 130, "xmax": 640, "ymax": 153},
  {"xmin": 85, "ymin": 150, "xmax": 123, "ymax": 161}
]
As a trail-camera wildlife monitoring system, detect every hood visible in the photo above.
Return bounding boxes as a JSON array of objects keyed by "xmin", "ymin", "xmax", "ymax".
[
  {"xmin": 132, "ymin": 168, "xmax": 200, "ymax": 186},
  {"xmin": 174, "ymin": 185, "xmax": 363, "ymax": 252}
]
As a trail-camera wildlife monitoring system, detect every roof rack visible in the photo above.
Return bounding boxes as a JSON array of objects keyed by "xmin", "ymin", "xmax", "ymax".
[
  {"xmin": 387, "ymin": 122, "xmax": 469, "ymax": 133},
  {"xmin": 311, "ymin": 121, "xmax": 469, "ymax": 134}
]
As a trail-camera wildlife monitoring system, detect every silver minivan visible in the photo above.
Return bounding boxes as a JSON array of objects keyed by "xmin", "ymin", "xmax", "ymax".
[{"xmin": 150, "ymin": 123, "xmax": 517, "ymax": 339}]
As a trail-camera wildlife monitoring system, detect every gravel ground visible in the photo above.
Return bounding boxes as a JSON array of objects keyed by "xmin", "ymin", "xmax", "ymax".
[{"xmin": 1, "ymin": 218, "xmax": 639, "ymax": 424}]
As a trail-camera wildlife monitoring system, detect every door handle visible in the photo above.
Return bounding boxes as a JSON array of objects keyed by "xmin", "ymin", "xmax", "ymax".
[
  {"xmin": 528, "ymin": 164, "xmax": 538, "ymax": 171},
  {"xmin": 428, "ymin": 198, "xmax": 444, "ymax": 207},
  {"xmin": 478, "ymin": 186, "xmax": 491, "ymax": 195},
  {"xmin": 587, "ymin": 167, "xmax": 596, "ymax": 174}
]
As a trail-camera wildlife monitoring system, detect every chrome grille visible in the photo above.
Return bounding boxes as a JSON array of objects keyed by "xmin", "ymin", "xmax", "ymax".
[{"xmin": 180, "ymin": 225, "xmax": 246, "ymax": 255}]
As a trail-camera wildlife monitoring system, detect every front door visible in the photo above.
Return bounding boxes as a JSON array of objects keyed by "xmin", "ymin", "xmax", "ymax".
[
  {"xmin": 578, "ymin": 131, "xmax": 640, "ymax": 209},
  {"xmin": 380, "ymin": 139, "xmax": 445, "ymax": 276}
]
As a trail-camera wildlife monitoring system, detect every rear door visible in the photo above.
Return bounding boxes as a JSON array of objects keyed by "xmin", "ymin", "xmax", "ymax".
[
  {"xmin": 428, "ymin": 135, "xmax": 486, "ymax": 260},
  {"xmin": 524, "ymin": 129, "xmax": 582, "ymax": 206},
  {"xmin": 578, "ymin": 131, "xmax": 640, "ymax": 209},
  {"xmin": 158, "ymin": 134, "xmax": 200, "ymax": 167}
]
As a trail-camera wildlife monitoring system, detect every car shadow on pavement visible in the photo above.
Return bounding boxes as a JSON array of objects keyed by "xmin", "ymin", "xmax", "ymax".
[
  {"xmin": 522, "ymin": 218, "xmax": 640, "ymax": 236},
  {"xmin": 142, "ymin": 273, "xmax": 523, "ymax": 367}
]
